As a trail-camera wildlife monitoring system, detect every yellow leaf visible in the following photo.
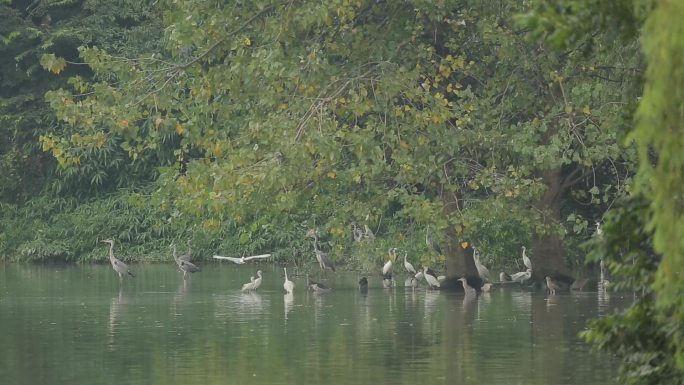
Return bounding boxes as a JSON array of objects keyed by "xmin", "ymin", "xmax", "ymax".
[
  {"xmin": 176, "ymin": 123, "xmax": 184, "ymax": 135},
  {"xmin": 505, "ymin": 190, "xmax": 513, "ymax": 197},
  {"xmin": 118, "ymin": 119, "xmax": 129, "ymax": 128},
  {"xmin": 213, "ymin": 143, "xmax": 223, "ymax": 157},
  {"xmin": 582, "ymin": 105, "xmax": 591, "ymax": 115},
  {"xmin": 461, "ymin": 241, "xmax": 469, "ymax": 249},
  {"xmin": 430, "ymin": 115, "xmax": 442, "ymax": 124},
  {"xmin": 155, "ymin": 117, "xmax": 164, "ymax": 129},
  {"xmin": 327, "ymin": 170, "xmax": 337, "ymax": 179},
  {"xmin": 244, "ymin": 38, "xmax": 252, "ymax": 46},
  {"xmin": 564, "ymin": 105, "xmax": 573, "ymax": 114},
  {"xmin": 399, "ymin": 140, "xmax": 410, "ymax": 149}
]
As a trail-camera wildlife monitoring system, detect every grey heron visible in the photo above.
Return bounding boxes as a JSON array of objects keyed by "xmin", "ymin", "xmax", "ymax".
[
  {"xmin": 545, "ymin": 276, "xmax": 563, "ymax": 295},
  {"xmin": 307, "ymin": 229, "xmax": 336, "ymax": 272},
  {"xmin": 473, "ymin": 247, "xmax": 490, "ymax": 281},
  {"xmin": 521, "ymin": 246, "xmax": 532, "ymax": 270},
  {"xmin": 101, "ymin": 239, "xmax": 135, "ymax": 283},
  {"xmin": 425, "ymin": 225, "xmax": 442, "ymax": 255},
  {"xmin": 178, "ymin": 240, "xmax": 192, "ymax": 262},
  {"xmin": 283, "ymin": 267, "xmax": 294, "ymax": 294},
  {"xmin": 213, "ymin": 254, "xmax": 271, "ymax": 264},
  {"xmin": 172, "ymin": 243, "xmax": 200, "ymax": 280},
  {"xmin": 179, "ymin": 260, "xmax": 201, "ymax": 280},
  {"xmin": 458, "ymin": 277, "xmax": 476, "ymax": 296},
  {"xmin": 481, "ymin": 282, "xmax": 493, "ymax": 292}
]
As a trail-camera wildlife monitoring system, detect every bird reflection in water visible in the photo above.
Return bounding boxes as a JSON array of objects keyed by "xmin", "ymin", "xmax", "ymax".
[
  {"xmin": 284, "ymin": 292, "xmax": 294, "ymax": 320},
  {"xmin": 107, "ymin": 288, "xmax": 127, "ymax": 350},
  {"xmin": 424, "ymin": 289, "xmax": 440, "ymax": 317}
]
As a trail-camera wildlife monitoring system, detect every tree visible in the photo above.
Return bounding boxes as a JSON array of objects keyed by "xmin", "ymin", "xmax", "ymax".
[{"xmin": 41, "ymin": 0, "xmax": 635, "ymax": 283}]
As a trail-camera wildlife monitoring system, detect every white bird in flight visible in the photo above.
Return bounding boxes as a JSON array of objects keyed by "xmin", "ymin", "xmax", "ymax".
[{"xmin": 213, "ymin": 253, "xmax": 271, "ymax": 264}]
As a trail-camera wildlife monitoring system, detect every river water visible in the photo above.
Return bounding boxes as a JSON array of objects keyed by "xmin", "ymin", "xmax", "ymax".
[{"xmin": 0, "ymin": 263, "xmax": 622, "ymax": 385}]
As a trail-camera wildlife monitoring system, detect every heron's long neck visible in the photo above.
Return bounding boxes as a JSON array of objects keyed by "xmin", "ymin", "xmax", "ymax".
[
  {"xmin": 173, "ymin": 245, "xmax": 178, "ymax": 261},
  {"xmin": 108, "ymin": 243, "xmax": 115, "ymax": 260},
  {"xmin": 284, "ymin": 268, "xmax": 288, "ymax": 280},
  {"xmin": 187, "ymin": 242, "xmax": 192, "ymax": 256}
]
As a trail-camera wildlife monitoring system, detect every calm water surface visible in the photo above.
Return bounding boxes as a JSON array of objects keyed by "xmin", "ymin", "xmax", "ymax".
[{"xmin": 0, "ymin": 263, "xmax": 624, "ymax": 385}]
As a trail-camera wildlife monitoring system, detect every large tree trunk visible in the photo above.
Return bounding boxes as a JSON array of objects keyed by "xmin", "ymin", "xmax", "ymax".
[
  {"xmin": 532, "ymin": 168, "xmax": 569, "ymax": 284},
  {"xmin": 440, "ymin": 190, "xmax": 479, "ymax": 290}
]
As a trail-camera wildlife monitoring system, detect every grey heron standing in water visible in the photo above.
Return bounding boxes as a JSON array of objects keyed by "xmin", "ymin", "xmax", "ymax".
[
  {"xmin": 307, "ymin": 229, "xmax": 336, "ymax": 273},
  {"xmin": 458, "ymin": 277, "xmax": 476, "ymax": 296},
  {"xmin": 172, "ymin": 243, "xmax": 201, "ymax": 280},
  {"xmin": 473, "ymin": 247, "xmax": 491, "ymax": 281},
  {"xmin": 101, "ymin": 239, "xmax": 135, "ymax": 284}
]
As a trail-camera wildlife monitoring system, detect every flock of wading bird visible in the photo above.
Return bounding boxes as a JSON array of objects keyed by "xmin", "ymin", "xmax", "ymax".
[{"xmin": 100, "ymin": 221, "xmax": 609, "ymax": 296}]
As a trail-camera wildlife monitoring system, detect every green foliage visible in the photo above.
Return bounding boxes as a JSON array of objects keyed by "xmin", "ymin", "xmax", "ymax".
[
  {"xmin": 631, "ymin": 0, "xmax": 684, "ymax": 372},
  {"xmin": 33, "ymin": 0, "xmax": 638, "ymax": 278},
  {"xmin": 582, "ymin": 195, "xmax": 683, "ymax": 384}
]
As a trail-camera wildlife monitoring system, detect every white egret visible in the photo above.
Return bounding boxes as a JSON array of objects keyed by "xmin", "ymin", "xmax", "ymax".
[
  {"xmin": 423, "ymin": 266, "xmax": 441, "ymax": 289},
  {"xmin": 403, "ymin": 251, "xmax": 416, "ymax": 275},
  {"xmin": 510, "ymin": 269, "xmax": 532, "ymax": 283},
  {"xmin": 522, "ymin": 246, "xmax": 532, "ymax": 270},
  {"xmin": 213, "ymin": 254, "xmax": 271, "ymax": 264},
  {"xmin": 382, "ymin": 248, "xmax": 396, "ymax": 288},
  {"xmin": 283, "ymin": 267, "xmax": 294, "ymax": 294},
  {"xmin": 252, "ymin": 270, "xmax": 263, "ymax": 291},
  {"xmin": 241, "ymin": 276, "xmax": 256, "ymax": 292}
]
